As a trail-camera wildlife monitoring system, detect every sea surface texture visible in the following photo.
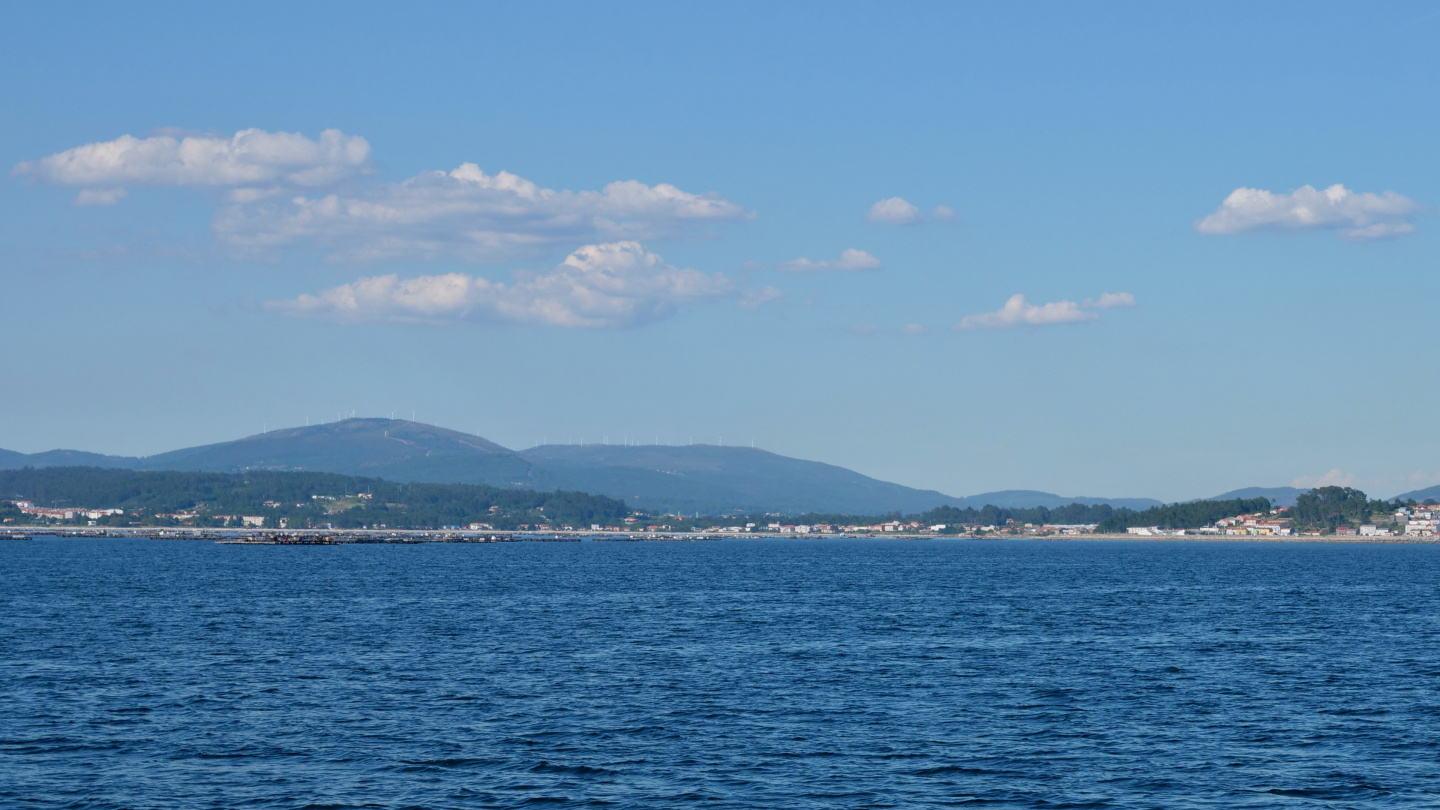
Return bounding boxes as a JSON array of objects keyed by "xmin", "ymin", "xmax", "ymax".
[{"xmin": 3, "ymin": 538, "xmax": 1439, "ymax": 808}]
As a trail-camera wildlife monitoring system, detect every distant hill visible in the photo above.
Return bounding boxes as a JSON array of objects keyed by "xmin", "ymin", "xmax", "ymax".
[
  {"xmin": 1206, "ymin": 487, "xmax": 1306, "ymax": 508},
  {"xmin": 0, "ymin": 418, "xmax": 1159, "ymax": 515},
  {"xmin": 141, "ymin": 419, "xmax": 533, "ymax": 486},
  {"xmin": 521, "ymin": 444, "xmax": 956, "ymax": 515},
  {"xmin": 1394, "ymin": 485, "xmax": 1440, "ymax": 503},
  {"xmin": 941, "ymin": 489, "xmax": 1163, "ymax": 510},
  {"xmin": 24, "ymin": 449, "xmax": 141, "ymax": 469},
  {"xmin": 0, "ymin": 447, "xmax": 140, "ymax": 469}
]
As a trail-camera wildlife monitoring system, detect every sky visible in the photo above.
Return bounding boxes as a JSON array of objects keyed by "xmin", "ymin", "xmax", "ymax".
[{"xmin": 3, "ymin": 1, "xmax": 1439, "ymax": 502}]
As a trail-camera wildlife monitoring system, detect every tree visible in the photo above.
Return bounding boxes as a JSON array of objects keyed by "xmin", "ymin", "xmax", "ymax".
[{"xmin": 1289, "ymin": 487, "xmax": 1384, "ymax": 532}]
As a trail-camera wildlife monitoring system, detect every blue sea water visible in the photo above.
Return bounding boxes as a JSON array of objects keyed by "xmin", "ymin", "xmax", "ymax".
[{"xmin": 3, "ymin": 538, "xmax": 1439, "ymax": 809}]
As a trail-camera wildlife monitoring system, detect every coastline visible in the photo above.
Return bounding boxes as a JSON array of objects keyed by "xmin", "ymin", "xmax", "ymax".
[
  {"xmin": 1048, "ymin": 532, "xmax": 1432, "ymax": 544},
  {"xmin": 3, "ymin": 526, "xmax": 1434, "ymax": 545}
]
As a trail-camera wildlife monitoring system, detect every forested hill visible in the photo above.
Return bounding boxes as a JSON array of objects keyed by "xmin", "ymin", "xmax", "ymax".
[{"xmin": 0, "ymin": 467, "xmax": 630, "ymax": 530}]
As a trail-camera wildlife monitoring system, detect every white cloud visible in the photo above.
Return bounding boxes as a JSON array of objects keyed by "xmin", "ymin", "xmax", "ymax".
[
  {"xmin": 267, "ymin": 241, "xmax": 744, "ymax": 329},
  {"xmin": 1291, "ymin": 468, "xmax": 1356, "ymax": 489},
  {"xmin": 956, "ymin": 290, "xmax": 1139, "ymax": 330},
  {"xmin": 19, "ymin": 128, "xmax": 752, "ymax": 264},
  {"xmin": 776, "ymin": 248, "xmax": 882, "ymax": 273},
  {"xmin": 14, "ymin": 128, "xmax": 371, "ymax": 193},
  {"xmin": 866, "ymin": 197, "xmax": 922, "ymax": 225},
  {"xmin": 1195, "ymin": 184, "xmax": 1418, "ymax": 241},
  {"xmin": 957, "ymin": 294, "xmax": 1098, "ymax": 330},
  {"xmin": 901, "ymin": 323, "xmax": 929, "ymax": 335},
  {"xmin": 73, "ymin": 188, "xmax": 127, "ymax": 207},
  {"xmin": 216, "ymin": 162, "xmax": 753, "ymax": 263},
  {"xmin": 1085, "ymin": 291, "xmax": 1136, "ymax": 309},
  {"xmin": 931, "ymin": 204, "xmax": 958, "ymax": 222}
]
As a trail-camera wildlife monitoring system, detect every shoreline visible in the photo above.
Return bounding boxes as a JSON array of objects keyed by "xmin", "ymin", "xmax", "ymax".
[
  {"xmin": 1044, "ymin": 532, "xmax": 1432, "ymax": 544},
  {"xmin": 2, "ymin": 527, "xmax": 1435, "ymax": 545}
]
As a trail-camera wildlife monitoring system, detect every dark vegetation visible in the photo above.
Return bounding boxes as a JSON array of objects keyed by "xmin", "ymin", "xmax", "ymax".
[
  {"xmin": 0, "ymin": 467, "xmax": 630, "ymax": 530},
  {"xmin": 1095, "ymin": 497, "xmax": 1274, "ymax": 533},
  {"xmin": 919, "ymin": 502, "xmax": 1118, "ymax": 528},
  {"xmin": 2, "ymin": 469, "xmax": 1424, "ymax": 536},
  {"xmin": 673, "ymin": 503, "xmax": 1121, "ymax": 532},
  {"xmin": 1288, "ymin": 486, "xmax": 1395, "ymax": 532}
]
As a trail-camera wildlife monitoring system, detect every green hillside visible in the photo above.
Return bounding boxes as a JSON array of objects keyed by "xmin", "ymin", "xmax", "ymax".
[
  {"xmin": 522, "ymin": 444, "xmax": 956, "ymax": 514},
  {"xmin": 0, "ymin": 467, "xmax": 627, "ymax": 530}
]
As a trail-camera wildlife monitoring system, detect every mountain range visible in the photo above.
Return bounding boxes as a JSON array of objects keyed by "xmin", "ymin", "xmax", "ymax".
[
  {"xmin": 0, "ymin": 418, "xmax": 1172, "ymax": 515},
  {"xmin": 12, "ymin": 418, "xmax": 1414, "ymax": 514}
]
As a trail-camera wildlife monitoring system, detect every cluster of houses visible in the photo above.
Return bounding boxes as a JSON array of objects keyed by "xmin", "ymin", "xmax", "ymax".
[
  {"xmin": 1394, "ymin": 505, "xmax": 1439, "ymax": 537},
  {"xmin": 1123, "ymin": 505, "xmax": 1440, "ymax": 538},
  {"xmin": 7, "ymin": 501, "xmax": 124, "ymax": 522},
  {"xmin": 694, "ymin": 521, "xmax": 1097, "ymax": 535},
  {"xmin": 702, "ymin": 521, "xmax": 952, "ymax": 535},
  {"xmin": 3, "ymin": 500, "xmax": 275, "ymax": 528},
  {"xmin": 1136, "ymin": 511, "xmax": 1297, "ymax": 537},
  {"xmin": 12, "ymin": 496, "xmax": 1440, "ymax": 539}
]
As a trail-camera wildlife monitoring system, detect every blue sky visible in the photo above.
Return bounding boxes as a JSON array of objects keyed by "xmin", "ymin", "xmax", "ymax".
[{"xmin": 3, "ymin": 1, "xmax": 1439, "ymax": 501}]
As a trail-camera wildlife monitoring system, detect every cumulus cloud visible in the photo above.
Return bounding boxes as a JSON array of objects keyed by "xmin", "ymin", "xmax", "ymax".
[
  {"xmin": 1195, "ymin": 184, "xmax": 1418, "ymax": 241},
  {"xmin": 267, "ymin": 241, "xmax": 747, "ymax": 329},
  {"xmin": 1084, "ymin": 291, "xmax": 1136, "ymax": 309},
  {"xmin": 866, "ymin": 197, "xmax": 922, "ymax": 225},
  {"xmin": 215, "ymin": 162, "xmax": 753, "ymax": 263},
  {"xmin": 931, "ymin": 204, "xmax": 958, "ymax": 222},
  {"xmin": 776, "ymin": 248, "xmax": 882, "ymax": 273},
  {"xmin": 14, "ymin": 128, "xmax": 371, "ymax": 193},
  {"xmin": 957, "ymin": 295, "xmax": 1097, "ymax": 330},
  {"xmin": 17, "ymin": 129, "xmax": 751, "ymax": 263},
  {"xmin": 956, "ymin": 291, "xmax": 1137, "ymax": 330}
]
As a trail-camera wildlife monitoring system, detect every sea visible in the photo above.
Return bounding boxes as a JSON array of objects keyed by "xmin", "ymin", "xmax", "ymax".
[{"xmin": 3, "ymin": 537, "xmax": 1439, "ymax": 809}]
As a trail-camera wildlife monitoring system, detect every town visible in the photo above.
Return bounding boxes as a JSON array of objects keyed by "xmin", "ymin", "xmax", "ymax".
[{"xmin": 8, "ymin": 499, "xmax": 1440, "ymax": 542}]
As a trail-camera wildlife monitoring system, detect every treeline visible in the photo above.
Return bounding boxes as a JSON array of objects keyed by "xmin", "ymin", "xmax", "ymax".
[
  {"xmin": 0, "ymin": 467, "xmax": 631, "ymax": 529},
  {"xmin": 918, "ymin": 503, "xmax": 1119, "ymax": 528},
  {"xmin": 1289, "ymin": 487, "xmax": 1393, "ymax": 531},
  {"xmin": 1095, "ymin": 497, "xmax": 1273, "ymax": 533},
  {"xmin": 680, "ymin": 502, "xmax": 1121, "ymax": 531}
]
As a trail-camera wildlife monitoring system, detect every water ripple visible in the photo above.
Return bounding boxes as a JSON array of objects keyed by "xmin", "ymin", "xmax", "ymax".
[{"xmin": 3, "ymin": 537, "xmax": 1439, "ymax": 808}]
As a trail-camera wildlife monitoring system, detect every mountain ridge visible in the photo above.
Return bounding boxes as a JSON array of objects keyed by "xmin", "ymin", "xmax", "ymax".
[
  {"xmin": 0, "ymin": 418, "xmax": 1160, "ymax": 514},
  {"xmin": 1205, "ymin": 487, "xmax": 1307, "ymax": 508}
]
